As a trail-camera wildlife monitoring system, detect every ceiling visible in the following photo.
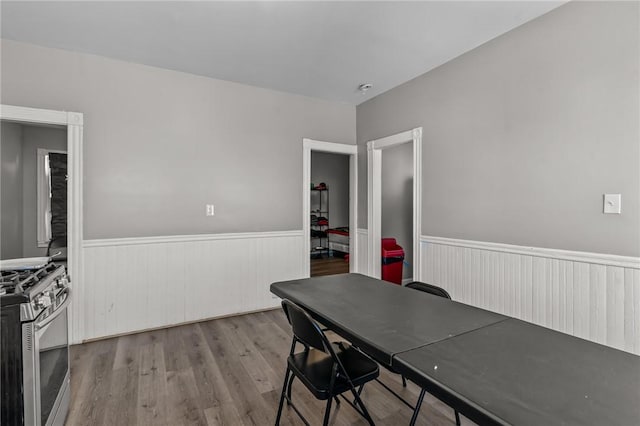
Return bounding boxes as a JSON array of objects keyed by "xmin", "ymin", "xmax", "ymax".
[{"xmin": 1, "ymin": 1, "xmax": 564, "ymax": 105}]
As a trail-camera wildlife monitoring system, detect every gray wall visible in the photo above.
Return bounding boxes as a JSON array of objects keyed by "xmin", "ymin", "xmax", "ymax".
[
  {"xmin": 381, "ymin": 142, "xmax": 413, "ymax": 279},
  {"xmin": 357, "ymin": 1, "xmax": 639, "ymax": 257},
  {"xmin": 311, "ymin": 152, "xmax": 349, "ymax": 229},
  {"xmin": 0, "ymin": 39, "xmax": 356, "ymax": 239},
  {"xmin": 21, "ymin": 125, "xmax": 67, "ymax": 257},
  {"xmin": 1, "ymin": 121, "xmax": 24, "ymax": 259}
]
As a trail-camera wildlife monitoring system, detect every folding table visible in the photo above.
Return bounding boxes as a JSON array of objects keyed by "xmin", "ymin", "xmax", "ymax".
[{"xmin": 270, "ymin": 273, "xmax": 640, "ymax": 425}]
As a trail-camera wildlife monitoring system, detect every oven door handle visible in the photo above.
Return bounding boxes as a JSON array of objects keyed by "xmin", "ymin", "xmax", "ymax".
[{"xmin": 35, "ymin": 287, "xmax": 72, "ymax": 331}]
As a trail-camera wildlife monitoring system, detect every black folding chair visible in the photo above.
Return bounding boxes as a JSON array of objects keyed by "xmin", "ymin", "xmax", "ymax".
[
  {"xmin": 275, "ymin": 299, "xmax": 379, "ymax": 426},
  {"xmin": 405, "ymin": 281, "xmax": 461, "ymax": 426}
]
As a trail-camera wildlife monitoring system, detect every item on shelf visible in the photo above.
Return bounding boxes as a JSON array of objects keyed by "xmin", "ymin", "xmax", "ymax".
[{"xmin": 314, "ymin": 182, "xmax": 327, "ymax": 190}]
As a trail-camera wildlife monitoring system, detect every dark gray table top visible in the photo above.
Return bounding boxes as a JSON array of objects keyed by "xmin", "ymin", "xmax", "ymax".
[
  {"xmin": 393, "ymin": 318, "xmax": 640, "ymax": 426},
  {"xmin": 270, "ymin": 273, "xmax": 506, "ymax": 365}
]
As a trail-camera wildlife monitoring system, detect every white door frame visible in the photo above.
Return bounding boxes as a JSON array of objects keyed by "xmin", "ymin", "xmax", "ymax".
[
  {"xmin": 367, "ymin": 127, "xmax": 422, "ymax": 281},
  {"xmin": 303, "ymin": 139, "xmax": 358, "ymax": 276},
  {"xmin": 1, "ymin": 104, "xmax": 84, "ymax": 344}
]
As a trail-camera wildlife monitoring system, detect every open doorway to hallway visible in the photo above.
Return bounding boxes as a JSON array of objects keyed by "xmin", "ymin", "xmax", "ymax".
[
  {"xmin": 310, "ymin": 151, "xmax": 350, "ymax": 276},
  {"xmin": 302, "ymin": 138, "xmax": 358, "ymax": 278},
  {"xmin": 381, "ymin": 142, "xmax": 413, "ymax": 284}
]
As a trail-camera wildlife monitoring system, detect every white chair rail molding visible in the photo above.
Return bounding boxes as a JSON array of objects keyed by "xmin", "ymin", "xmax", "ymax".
[{"xmin": 420, "ymin": 235, "xmax": 640, "ymax": 355}]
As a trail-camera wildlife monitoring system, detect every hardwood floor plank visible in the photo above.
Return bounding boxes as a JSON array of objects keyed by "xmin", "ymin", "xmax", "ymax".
[
  {"xmin": 221, "ymin": 316, "xmax": 281, "ymax": 394},
  {"xmin": 165, "ymin": 367, "xmax": 208, "ymax": 426},
  {"xmin": 203, "ymin": 402, "xmax": 244, "ymax": 426},
  {"xmin": 199, "ymin": 319, "xmax": 277, "ymax": 426},
  {"xmin": 310, "ymin": 256, "xmax": 349, "ymax": 277},
  {"xmin": 182, "ymin": 324, "xmax": 234, "ymax": 408},
  {"xmin": 137, "ymin": 342, "xmax": 168, "ymax": 425},
  {"xmin": 163, "ymin": 324, "xmax": 192, "ymax": 373},
  {"xmin": 66, "ymin": 310, "xmax": 474, "ymax": 426},
  {"xmin": 69, "ymin": 342, "xmax": 117, "ymax": 425}
]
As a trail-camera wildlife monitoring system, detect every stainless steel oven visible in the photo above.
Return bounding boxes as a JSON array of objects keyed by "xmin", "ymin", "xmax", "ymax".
[
  {"xmin": 1, "ymin": 263, "xmax": 71, "ymax": 426},
  {"xmin": 22, "ymin": 287, "xmax": 71, "ymax": 426}
]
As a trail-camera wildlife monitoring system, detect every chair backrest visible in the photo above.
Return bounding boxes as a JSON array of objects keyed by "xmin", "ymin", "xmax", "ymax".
[
  {"xmin": 281, "ymin": 299, "xmax": 329, "ymax": 352},
  {"xmin": 405, "ymin": 281, "xmax": 452, "ymax": 299}
]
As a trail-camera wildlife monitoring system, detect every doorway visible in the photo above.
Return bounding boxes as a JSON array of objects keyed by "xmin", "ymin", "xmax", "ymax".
[
  {"xmin": 0, "ymin": 104, "xmax": 84, "ymax": 344},
  {"xmin": 381, "ymin": 142, "xmax": 414, "ymax": 284},
  {"xmin": 302, "ymin": 139, "xmax": 357, "ymax": 278},
  {"xmin": 367, "ymin": 128, "xmax": 422, "ymax": 281},
  {"xmin": 1, "ymin": 122, "xmax": 68, "ymax": 260}
]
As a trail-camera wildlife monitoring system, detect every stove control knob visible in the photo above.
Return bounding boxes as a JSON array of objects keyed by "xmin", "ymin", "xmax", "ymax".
[
  {"xmin": 56, "ymin": 278, "xmax": 67, "ymax": 289},
  {"xmin": 34, "ymin": 296, "xmax": 44, "ymax": 309},
  {"xmin": 34, "ymin": 295, "xmax": 52, "ymax": 310}
]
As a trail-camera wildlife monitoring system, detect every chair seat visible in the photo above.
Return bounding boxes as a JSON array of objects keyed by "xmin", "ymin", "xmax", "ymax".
[{"xmin": 288, "ymin": 341, "xmax": 379, "ymax": 400}]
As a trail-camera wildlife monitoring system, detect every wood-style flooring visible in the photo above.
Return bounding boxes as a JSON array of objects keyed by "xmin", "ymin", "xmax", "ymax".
[
  {"xmin": 66, "ymin": 309, "xmax": 472, "ymax": 426},
  {"xmin": 310, "ymin": 256, "xmax": 349, "ymax": 277}
]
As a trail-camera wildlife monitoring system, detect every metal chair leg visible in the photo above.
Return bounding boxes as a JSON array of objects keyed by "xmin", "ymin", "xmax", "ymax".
[
  {"xmin": 455, "ymin": 410, "xmax": 461, "ymax": 426},
  {"xmin": 285, "ymin": 374, "xmax": 295, "ymax": 405},
  {"xmin": 322, "ymin": 395, "xmax": 333, "ymax": 426},
  {"xmin": 349, "ymin": 386, "xmax": 375, "ymax": 426},
  {"xmin": 409, "ymin": 388, "xmax": 426, "ymax": 426},
  {"xmin": 275, "ymin": 368, "xmax": 290, "ymax": 425}
]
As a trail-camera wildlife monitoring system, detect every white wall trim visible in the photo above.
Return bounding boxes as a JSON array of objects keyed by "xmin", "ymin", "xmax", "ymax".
[
  {"xmin": 356, "ymin": 228, "xmax": 369, "ymax": 275},
  {"xmin": 304, "ymin": 139, "xmax": 358, "ymax": 155},
  {"xmin": 1, "ymin": 104, "xmax": 83, "ymax": 127},
  {"xmin": 303, "ymin": 139, "xmax": 358, "ymax": 276},
  {"xmin": 421, "ymin": 235, "xmax": 640, "ymax": 354},
  {"xmin": 421, "ymin": 235, "xmax": 640, "ymax": 269},
  {"xmin": 84, "ymin": 230, "xmax": 304, "ymax": 248},
  {"xmin": 367, "ymin": 127, "xmax": 423, "ymax": 280},
  {"xmin": 82, "ymin": 231, "xmax": 305, "ymax": 341},
  {"xmin": 1, "ymin": 104, "xmax": 84, "ymax": 344}
]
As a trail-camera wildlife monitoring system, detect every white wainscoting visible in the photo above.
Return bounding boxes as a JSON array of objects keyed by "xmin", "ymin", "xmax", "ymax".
[
  {"xmin": 79, "ymin": 231, "xmax": 305, "ymax": 342},
  {"xmin": 356, "ymin": 228, "xmax": 369, "ymax": 275},
  {"xmin": 421, "ymin": 236, "xmax": 640, "ymax": 355}
]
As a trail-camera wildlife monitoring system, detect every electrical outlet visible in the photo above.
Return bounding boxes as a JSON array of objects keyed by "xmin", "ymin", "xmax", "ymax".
[
  {"xmin": 206, "ymin": 204, "xmax": 215, "ymax": 216},
  {"xmin": 603, "ymin": 194, "xmax": 621, "ymax": 214}
]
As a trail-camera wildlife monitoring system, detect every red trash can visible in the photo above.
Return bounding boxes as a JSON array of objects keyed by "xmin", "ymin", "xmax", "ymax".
[{"xmin": 381, "ymin": 238, "xmax": 404, "ymax": 285}]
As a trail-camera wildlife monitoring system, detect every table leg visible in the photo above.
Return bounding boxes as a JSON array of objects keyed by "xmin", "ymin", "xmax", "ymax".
[{"xmin": 409, "ymin": 388, "xmax": 426, "ymax": 426}]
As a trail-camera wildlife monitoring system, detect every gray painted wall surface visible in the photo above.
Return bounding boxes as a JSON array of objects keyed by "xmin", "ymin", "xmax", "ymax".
[
  {"xmin": 1, "ymin": 121, "xmax": 24, "ymax": 259},
  {"xmin": 0, "ymin": 40, "xmax": 356, "ymax": 239},
  {"xmin": 311, "ymin": 152, "xmax": 349, "ymax": 229},
  {"xmin": 381, "ymin": 142, "xmax": 413, "ymax": 279},
  {"xmin": 21, "ymin": 125, "xmax": 67, "ymax": 257},
  {"xmin": 357, "ymin": 1, "xmax": 639, "ymax": 257}
]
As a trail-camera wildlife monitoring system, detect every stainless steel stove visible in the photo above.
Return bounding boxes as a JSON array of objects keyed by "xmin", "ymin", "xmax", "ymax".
[{"xmin": 1, "ymin": 262, "xmax": 72, "ymax": 426}]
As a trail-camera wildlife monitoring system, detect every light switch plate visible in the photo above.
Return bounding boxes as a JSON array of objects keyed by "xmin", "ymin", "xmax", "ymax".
[
  {"xmin": 206, "ymin": 204, "xmax": 215, "ymax": 216},
  {"xmin": 603, "ymin": 194, "xmax": 621, "ymax": 214}
]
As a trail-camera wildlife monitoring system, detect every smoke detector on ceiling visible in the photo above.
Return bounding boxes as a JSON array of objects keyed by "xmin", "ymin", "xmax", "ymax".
[{"xmin": 358, "ymin": 83, "xmax": 373, "ymax": 93}]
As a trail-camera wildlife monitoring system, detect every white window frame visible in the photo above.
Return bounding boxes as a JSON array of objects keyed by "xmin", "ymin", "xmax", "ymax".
[{"xmin": 36, "ymin": 148, "xmax": 67, "ymax": 247}]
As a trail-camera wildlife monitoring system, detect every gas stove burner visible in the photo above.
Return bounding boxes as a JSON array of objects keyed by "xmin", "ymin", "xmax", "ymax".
[
  {"xmin": 0, "ymin": 262, "xmax": 62, "ymax": 298},
  {"xmin": 0, "ymin": 270, "xmax": 19, "ymax": 283},
  {"xmin": 0, "ymin": 270, "xmax": 21, "ymax": 294}
]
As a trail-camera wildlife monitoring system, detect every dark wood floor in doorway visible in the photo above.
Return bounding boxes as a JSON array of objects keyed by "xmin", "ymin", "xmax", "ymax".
[
  {"xmin": 310, "ymin": 256, "xmax": 349, "ymax": 277},
  {"xmin": 65, "ymin": 309, "xmax": 470, "ymax": 425}
]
